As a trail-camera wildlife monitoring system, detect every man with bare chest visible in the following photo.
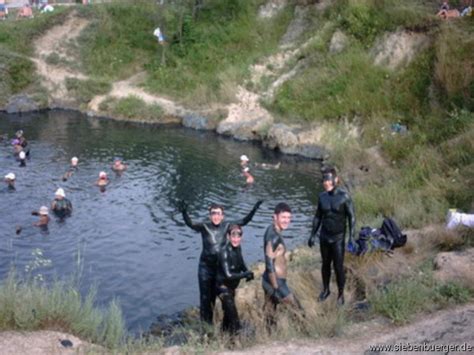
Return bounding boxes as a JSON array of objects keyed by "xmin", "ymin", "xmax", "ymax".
[{"xmin": 262, "ymin": 203, "xmax": 300, "ymax": 312}]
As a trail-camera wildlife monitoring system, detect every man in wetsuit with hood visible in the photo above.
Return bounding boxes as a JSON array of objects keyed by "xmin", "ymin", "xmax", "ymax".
[
  {"xmin": 178, "ymin": 200, "xmax": 263, "ymax": 325},
  {"xmin": 308, "ymin": 166, "xmax": 355, "ymax": 305}
]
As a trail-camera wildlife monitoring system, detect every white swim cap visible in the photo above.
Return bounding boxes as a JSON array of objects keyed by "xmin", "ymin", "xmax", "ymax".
[
  {"xmin": 240, "ymin": 155, "xmax": 249, "ymax": 162},
  {"xmin": 39, "ymin": 206, "xmax": 49, "ymax": 215},
  {"xmin": 55, "ymin": 188, "xmax": 65, "ymax": 198},
  {"xmin": 5, "ymin": 173, "xmax": 15, "ymax": 180},
  {"xmin": 71, "ymin": 157, "xmax": 78, "ymax": 163},
  {"xmin": 99, "ymin": 171, "xmax": 107, "ymax": 178}
]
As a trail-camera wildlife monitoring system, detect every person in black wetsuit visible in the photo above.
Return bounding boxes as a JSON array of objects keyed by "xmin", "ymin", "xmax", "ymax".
[
  {"xmin": 216, "ymin": 224, "xmax": 254, "ymax": 334},
  {"xmin": 178, "ymin": 200, "xmax": 263, "ymax": 325},
  {"xmin": 308, "ymin": 166, "xmax": 355, "ymax": 305}
]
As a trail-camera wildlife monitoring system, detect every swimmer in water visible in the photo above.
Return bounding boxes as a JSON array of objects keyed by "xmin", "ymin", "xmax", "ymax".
[
  {"xmin": 19, "ymin": 151, "xmax": 26, "ymax": 167},
  {"xmin": 255, "ymin": 161, "xmax": 281, "ymax": 170},
  {"xmin": 112, "ymin": 157, "xmax": 127, "ymax": 173},
  {"xmin": 240, "ymin": 155, "xmax": 250, "ymax": 170},
  {"xmin": 96, "ymin": 171, "xmax": 109, "ymax": 187},
  {"xmin": 4, "ymin": 173, "xmax": 16, "ymax": 191},
  {"xmin": 51, "ymin": 188, "xmax": 73, "ymax": 218},
  {"xmin": 33, "ymin": 206, "xmax": 50, "ymax": 227},
  {"xmin": 62, "ymin": 157, "xmax": 79, "ymax": 181},
  {"xmin": 12, "ymin": 139, "xmax": 22, "ymax": 155},
  {"xmin": 243, "ymin": 167, "xmax": 254, "ymax": 184}
]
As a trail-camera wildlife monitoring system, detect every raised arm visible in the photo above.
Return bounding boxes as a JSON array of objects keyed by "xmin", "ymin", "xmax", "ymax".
[
  {"xmin": 308, "ymin": 199, "xmax": 322, "ymax": 247},
  {"xmin": 232, "ymin": 200, "xmax": 263, "ymax": 226},
  {"xmin": 178, "ymin": 200, "xmax": 204, "ymax": 232}
]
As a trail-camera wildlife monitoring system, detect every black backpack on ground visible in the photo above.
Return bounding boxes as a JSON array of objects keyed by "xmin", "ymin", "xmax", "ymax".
[{"xmin": 380, "ymin": 217, "xmax": 407, "ymax": 249}]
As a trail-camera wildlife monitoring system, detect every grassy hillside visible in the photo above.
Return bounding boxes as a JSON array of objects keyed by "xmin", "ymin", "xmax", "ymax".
[
  {"xmin": 75, "ymin": 0, "xmax": 292, "ymax": 105},
  {"xmin": 0, "ymin": 6, "xmax": 71, "ymax": 105}
]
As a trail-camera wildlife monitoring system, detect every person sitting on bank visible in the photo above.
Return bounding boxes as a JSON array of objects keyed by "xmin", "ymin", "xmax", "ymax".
[
  {"xmin": 0, "ymin": 2, "xmax": 7, "ymax": 20},
  {"xmin": 17, "ymin": 4, "xmax": 34, "ymax": 19},
  {"xmin": 51, "ymin": 188, "xmax": 72, "ymax": 218},
  {"xmin": 437, "ymin": 1, "xmax": 460, "ymax": 18},
  {"xmin": 216, "ymin": 224, "xmax": 254, "ymax": 334},
  {"xmin": 243, "ymin": 167, "xmax": 254, "ymax": 185},
  {"xmin": 33, "ymin": 206, "xmax": 50, "ymax": 227},
  {"xmin": 112, "ymin": 157, "xmax": 127, "ymax": 172},
  {"xmin": 4, "ymin": 173, "xmax": 15, "ymax": 191},
  {"xmin": 96, "ymin": 171, "xmax": 109, "ymax": 187},
  {"xmin": 62, "ymin": 156, "xmax": 79, "ymax": 181}
]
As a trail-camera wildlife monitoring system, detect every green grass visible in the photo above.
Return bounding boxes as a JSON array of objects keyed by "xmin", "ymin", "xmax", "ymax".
[
  {"xmin": 0, "ymin": 7, "xmax": 71, "ymax": 106},
  {"xmin": 0, "ymin": 271, "xmax": 126, "ymax": 349},
  {"xmin": 369, "ymin": 268, "xmax": 473, "ymax": 324},
  {"xmin": 65, "ymin": 77, "xmax": 111, "ymax": 106},
  {"xmin": 99, "ymin": 96, "xmax": 164, "ymax": 122},
  {"xmin": 74, "ymin": 1, "xmax": 292, "ymax": 106}
]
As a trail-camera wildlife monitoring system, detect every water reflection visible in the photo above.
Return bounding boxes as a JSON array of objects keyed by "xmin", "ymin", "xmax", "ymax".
[{"xmin": 0, "ymin": 110, "xmax": 322, "ymax": 332}]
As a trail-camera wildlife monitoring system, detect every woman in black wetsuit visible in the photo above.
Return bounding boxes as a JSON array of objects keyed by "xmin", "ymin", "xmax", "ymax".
[{"xmin": 216, "ymin": 224, "xmax": 254, "ymax": 334}]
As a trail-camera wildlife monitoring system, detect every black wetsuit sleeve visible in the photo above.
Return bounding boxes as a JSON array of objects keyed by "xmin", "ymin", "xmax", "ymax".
[
  {"xmin": 232, "ymin": 200, "xmax": 263, "ymax": 226},
  {"xmin": 219, "ymin": 247, "xmax": 250, "ymax": 281},
  {"xmin": 310, "ymin": 199, "xmax": 323, "ymax": 239},
  {"xmin": 181, "ymin": 209, "xmax": 204, "ymax": 232},
  {"xmin": 345, "ymin": 194, "xmax": 356, "ymax": 241}
]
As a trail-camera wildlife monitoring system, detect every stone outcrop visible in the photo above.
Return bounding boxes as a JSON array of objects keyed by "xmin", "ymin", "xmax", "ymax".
[
  {"xmin": 264, "ymin": 123, "xmax": 328, "ymax": 159},
  {"xmin": 329, "ymin": 30, "xmax": 349, "ymax": 54},
  {"xmin": 258, "ymin": 0, "xmax": 288, "ymax": 18},
  {"xmin": 372, "ymin": 30, "xmax": 430, "ymax": 69},
  {"xmin": 5, "ymin": 95, "xmax": 39, "ymax": 114},
  {"xmin": 217, "ymin": 88, "xmax": 274, "ymax": 141}
]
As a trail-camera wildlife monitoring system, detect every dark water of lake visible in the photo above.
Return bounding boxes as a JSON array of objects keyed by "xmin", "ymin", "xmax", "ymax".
[{"xmin": 0, "ymin": 110, "xmax": 322, "ymax": 333}]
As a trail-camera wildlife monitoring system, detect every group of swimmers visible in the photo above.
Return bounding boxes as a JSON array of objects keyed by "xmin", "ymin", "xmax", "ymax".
[
  {"xmin": 3, "ymin": 129, "xmax": 128, "ymax": 229},
  {"xmin": 179, "ymin": 165, "xmax": 355, "ymax": 335}
]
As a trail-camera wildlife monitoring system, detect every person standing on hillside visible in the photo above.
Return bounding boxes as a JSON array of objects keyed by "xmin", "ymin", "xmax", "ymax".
[
  {"xmin": 308, "ymin": 166, "xmax": 355, "ymax": 306},
  {"xmin": 178, "ymin": 200, "xmax": 263, "ymax": 325}
]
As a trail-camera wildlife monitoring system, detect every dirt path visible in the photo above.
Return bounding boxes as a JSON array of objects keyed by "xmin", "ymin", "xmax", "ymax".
[
  {"xmin": 1, "ymin": 304, "xmax": 470, "ymax": 354},
  {"xmin": 33, "ymin": 13, "xmax": 88, "ymax": 104},
  {"xmin": 218, "ymin": 303, "xmax": 474, "ymax": 355},
  {"xmin": 87, "ymin": 72, "xmax": 190, "ymax": 117}
]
